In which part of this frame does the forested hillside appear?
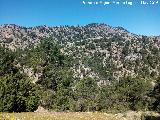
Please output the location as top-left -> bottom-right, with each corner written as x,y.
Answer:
0,23 -> 160,113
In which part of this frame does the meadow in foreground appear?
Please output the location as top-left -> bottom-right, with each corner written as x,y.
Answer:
0,112 -> 118,120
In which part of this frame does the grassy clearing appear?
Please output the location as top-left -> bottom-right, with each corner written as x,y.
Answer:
0,112 -> 116,120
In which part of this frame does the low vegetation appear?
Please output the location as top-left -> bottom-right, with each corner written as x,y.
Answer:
0,112 -> 116,120
0,111 -> 160,120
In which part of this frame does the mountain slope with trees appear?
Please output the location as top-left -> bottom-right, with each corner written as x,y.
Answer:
0,23 -> 160,113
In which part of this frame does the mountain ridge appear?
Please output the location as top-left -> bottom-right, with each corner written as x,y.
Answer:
1,23 -> 159,36
0,23 -> 143,50
0,23 -> 160,81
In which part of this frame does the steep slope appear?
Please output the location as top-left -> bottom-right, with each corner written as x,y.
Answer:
0,23 -> 160,81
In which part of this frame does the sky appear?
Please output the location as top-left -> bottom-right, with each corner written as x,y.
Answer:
0,0 -> 159,36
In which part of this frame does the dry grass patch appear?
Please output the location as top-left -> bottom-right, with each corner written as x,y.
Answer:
0,112 -> 116,120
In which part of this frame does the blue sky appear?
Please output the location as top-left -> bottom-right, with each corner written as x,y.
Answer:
0,0 -> 159,36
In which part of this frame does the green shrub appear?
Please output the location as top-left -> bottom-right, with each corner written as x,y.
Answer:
151,78 -> 160,112
0,72 -> 40,112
